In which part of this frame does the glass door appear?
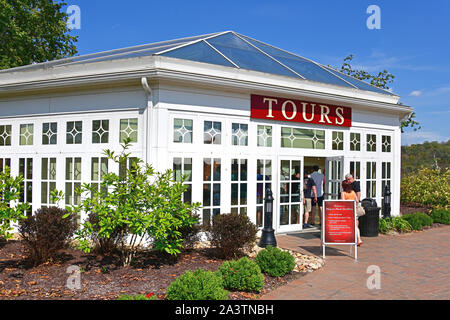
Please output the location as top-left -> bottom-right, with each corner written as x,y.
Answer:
277,157 -> 303,233
325,156 -> 343,200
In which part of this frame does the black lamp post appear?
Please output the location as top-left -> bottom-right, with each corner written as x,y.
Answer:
259,188 -> 277,248
383,185 -> 391,219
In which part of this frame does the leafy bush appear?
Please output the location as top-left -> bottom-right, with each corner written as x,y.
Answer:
166,269 -> 228,300
256,246 -> 295,277
402,212 -> 434,231
401,168 -> 449,209
430,209 -> 450,225
117,293 -> 157,300
208,213 -> 258,259
86,211 -> 127,255
0,167 -> 29,240
218,257 -> 265,292
379,217 -> 413,234
69,140 -> 201,266
172,212 -> 201,250
19,207 -> 78,266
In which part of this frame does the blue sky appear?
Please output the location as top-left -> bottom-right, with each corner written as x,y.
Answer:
64,0 -> 450,145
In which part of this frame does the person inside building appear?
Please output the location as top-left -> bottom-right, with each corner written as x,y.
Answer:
345,173 -> 361,202
310,165 -> 324,226
341,180 -> 363,246
303,170 -> 317,229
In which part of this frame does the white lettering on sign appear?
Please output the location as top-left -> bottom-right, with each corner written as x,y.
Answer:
282,100 -> 297,120
301,102 -> 315,122
319,105 -> 332,124
335,107 -> 345,125
263,97 -> 277,118
251,94 -> 352,127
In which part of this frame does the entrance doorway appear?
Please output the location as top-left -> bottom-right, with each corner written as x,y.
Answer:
277,157 -> 303,233
303,156 -> 344,225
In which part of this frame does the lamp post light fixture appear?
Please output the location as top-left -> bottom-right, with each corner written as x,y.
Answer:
383,185 -> 391,219
259,188 -> 277,248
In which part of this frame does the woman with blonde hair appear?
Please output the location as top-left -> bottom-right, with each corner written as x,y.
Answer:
341,180 -> 363,246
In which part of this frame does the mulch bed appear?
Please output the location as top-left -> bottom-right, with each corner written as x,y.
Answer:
400,204 -> 433,216
0,240 -> 305,300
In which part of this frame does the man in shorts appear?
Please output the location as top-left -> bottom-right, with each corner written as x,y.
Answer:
303,171 -> 317,228
310,165 -> 324,226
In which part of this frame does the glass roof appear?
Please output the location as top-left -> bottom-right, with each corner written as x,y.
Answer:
1,31 -> 394,96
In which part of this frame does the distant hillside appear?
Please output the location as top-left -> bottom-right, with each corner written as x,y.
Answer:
402,140 -> 450,175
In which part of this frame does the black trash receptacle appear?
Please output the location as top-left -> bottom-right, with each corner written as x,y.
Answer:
359,198 -> 381,237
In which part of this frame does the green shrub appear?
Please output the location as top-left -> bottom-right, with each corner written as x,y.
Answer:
402,212 -> 433,231
117,293 -> 157,300
379,218 -> 391,234
218,257 -> 265,292
401,168 -> 449,209
208,213 -> 258,259
166,269 -> 228,300
391,217 -> 413,233
0,166 -> 29,240
68,140 -> 201,266
430,209 -> 450,225
256,246 -> 295,277
379,217 -> 413,234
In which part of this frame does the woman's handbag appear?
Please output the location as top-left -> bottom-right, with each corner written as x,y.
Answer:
356,205 -> 366,217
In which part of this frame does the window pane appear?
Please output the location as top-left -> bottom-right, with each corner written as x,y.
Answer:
120,118 -> 138,143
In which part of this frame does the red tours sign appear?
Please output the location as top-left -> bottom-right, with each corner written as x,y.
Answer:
250,94 -> 352,127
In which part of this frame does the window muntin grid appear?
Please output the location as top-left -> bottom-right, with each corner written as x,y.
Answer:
332,131 -> 344,150
65,157 -> 82,205
19,158 -> 33,216
366,161 -> 377,198
257,125 -> 272,147
382,162 -> 392,196
120,118 -> 138,143
41,158 -> 57,207
0,125 -> 12,146
42,122 -> 58,145
281,127 -> 325,149
256,159 -> 272,228
0,158 -> 11,173
279,160 -> 301,226
350,133 -> 361,151
91,157 -> 108,196
92,120 -> 109,144
382,135 -> 392,153
231,159 -> 248,215
173,157 -> 193,204
231,123 -> 248,146
350,161 -> 361,181
203,121 -> 222,145
366,134 -> 377,152
119,157 -> 138,180
20,124 -> 34,146
66,121 -> 82,144
174,119 -> 193,143
202,158 -> 221,226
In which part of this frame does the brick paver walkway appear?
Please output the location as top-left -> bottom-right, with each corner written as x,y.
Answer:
262,226 -> 450,300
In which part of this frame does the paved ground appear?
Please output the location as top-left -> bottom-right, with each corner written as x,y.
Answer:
262,225 -> 450,300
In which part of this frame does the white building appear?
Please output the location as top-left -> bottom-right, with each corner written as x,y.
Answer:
0,31 -> 412,233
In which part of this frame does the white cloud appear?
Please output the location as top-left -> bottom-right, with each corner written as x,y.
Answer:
402,130 -> 449,146
409,90 -> 423,97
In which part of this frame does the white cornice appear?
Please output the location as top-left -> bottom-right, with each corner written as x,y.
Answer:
0,55 -> 411,116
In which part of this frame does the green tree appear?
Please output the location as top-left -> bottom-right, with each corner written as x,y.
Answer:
338,54 -> 420,133
68,140 -> 201,266
0,166 -> 30,240
0,0 -> 78,70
